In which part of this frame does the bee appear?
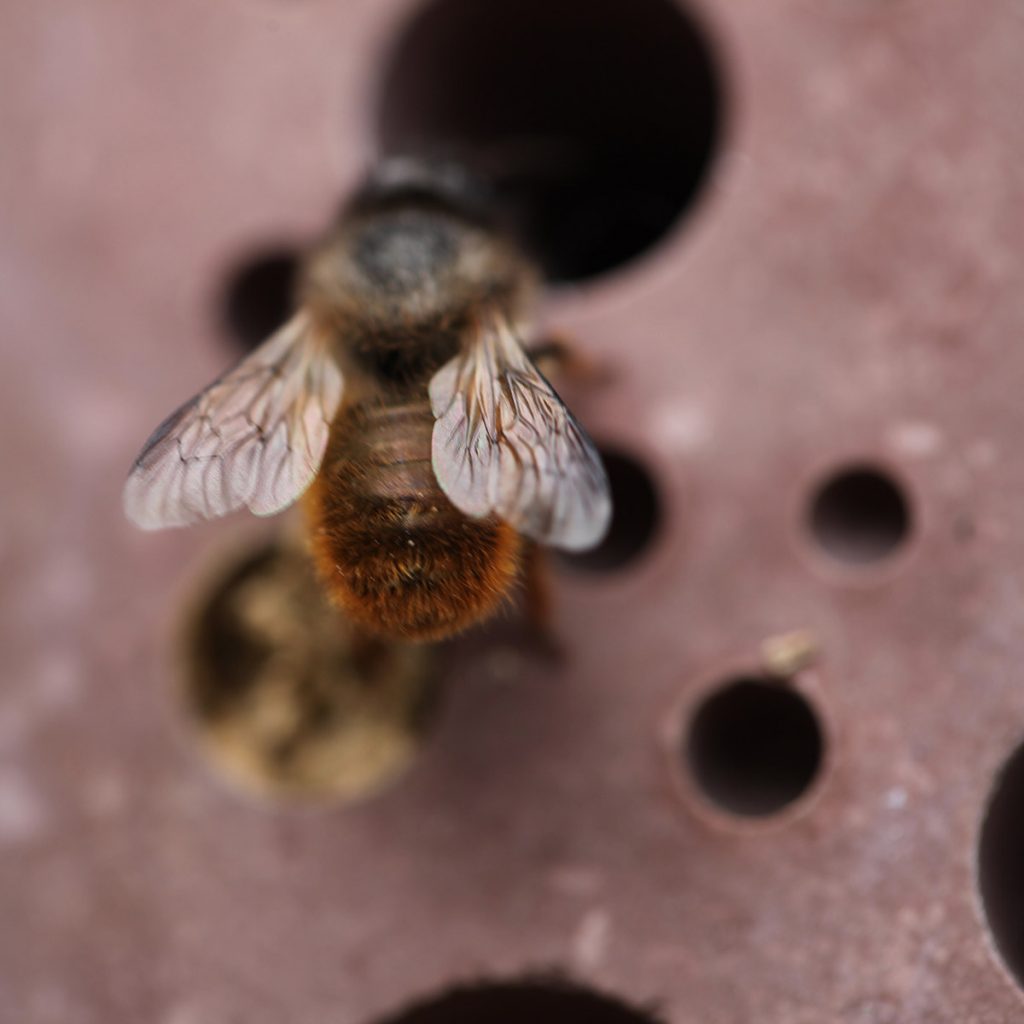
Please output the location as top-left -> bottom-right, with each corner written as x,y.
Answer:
124,159 -> 611,641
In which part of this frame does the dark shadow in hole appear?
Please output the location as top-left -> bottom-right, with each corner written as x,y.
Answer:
808,465 -> 911,566
372,978 -> 661,1024
686,677 -> 823,817
376,0 -> 723,282
979,740 -> 1024,992
561,447 -> 662,573
220,248 -> 300,351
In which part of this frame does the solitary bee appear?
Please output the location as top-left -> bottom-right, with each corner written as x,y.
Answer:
124,159 -> 611,640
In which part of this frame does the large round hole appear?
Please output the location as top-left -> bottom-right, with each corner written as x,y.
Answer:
181,538 -> 441,802
561,447 -> 662,572
808,465 -> 912,566
372,979 -> 659,1024
686,678 -> 824,817
376,0 -> 723,282
978,740 -> 1024,990
220,248 -> 300,351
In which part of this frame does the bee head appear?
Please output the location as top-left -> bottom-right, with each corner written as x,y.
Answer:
348,156 -> 498,226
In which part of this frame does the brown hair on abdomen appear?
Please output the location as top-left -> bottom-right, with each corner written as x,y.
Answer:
303,403 -> 522,642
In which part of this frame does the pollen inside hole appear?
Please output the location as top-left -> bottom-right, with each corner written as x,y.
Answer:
808,465 -> 911,565
370,979 -> 661,1024
686,677 -> 824,817
560,447 -> 662,572
220,248 -> 299,351
978,740 -> 1024,991
375,0 -> 723,282
181,539 -> 441,802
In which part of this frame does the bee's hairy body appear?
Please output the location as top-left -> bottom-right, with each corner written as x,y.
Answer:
305,397 -> 523,640
302,198 -> 533,640
123,163 -> 609,643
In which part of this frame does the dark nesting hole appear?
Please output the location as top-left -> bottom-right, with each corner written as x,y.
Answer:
561,447 -> 662,572
220,248 -> 299,351
371,979 -> 660,1024
978,740 -> 1024,990
376,0 -> 722,282
686,678 -> 824,817
808,465 -> 911,565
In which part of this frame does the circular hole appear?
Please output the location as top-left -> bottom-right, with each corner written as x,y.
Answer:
181,538 -> 441,802
220,248 -> 299,351
978,740 -> 1024,990
376,0 -> 723,282
560,447 -> 662,572
686,677 -> 824,817
372,979 -> 659,1024
808,465 -> 912,565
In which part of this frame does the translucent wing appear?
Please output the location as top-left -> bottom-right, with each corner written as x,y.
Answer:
123,312 -> 343,530
429,314 -> 611,551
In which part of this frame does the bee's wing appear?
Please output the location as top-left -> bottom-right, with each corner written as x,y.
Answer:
429,314 -> 611,551
123,312 -> 343,530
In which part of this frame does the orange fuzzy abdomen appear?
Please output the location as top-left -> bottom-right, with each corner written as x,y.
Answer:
304,401 -> 522,641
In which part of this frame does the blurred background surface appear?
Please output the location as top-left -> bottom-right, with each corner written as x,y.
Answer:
4,0 -> 1024,1021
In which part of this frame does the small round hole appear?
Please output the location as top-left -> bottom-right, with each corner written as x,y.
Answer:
220,248 -> 299,351
808,465 -> 912,565
978,740 -> 1024,990
372,979 -> 660,1024
181,539 -> 441,802
376,0 -> 723,282
561,447 -> 662,572
686,677 -> 824,817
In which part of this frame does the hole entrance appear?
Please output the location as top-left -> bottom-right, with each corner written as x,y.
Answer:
808,465 -> 911,565
686,677 -> 824,817
376,0 -> 722,282
372,979 -> 660,1024
181,539 -> 441,802
978,740 -> 1024,990
561,447 -> 662,572
220,248 -> 299,351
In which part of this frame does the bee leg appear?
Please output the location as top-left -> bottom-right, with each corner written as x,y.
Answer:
521,541 -> 551,626
520,542 -> 564,663
348,627 -> 394,677
527,333 -> 615,388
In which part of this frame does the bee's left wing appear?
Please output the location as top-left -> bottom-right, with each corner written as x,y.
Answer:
123,312 -> 343,530
429,314 -> 611,551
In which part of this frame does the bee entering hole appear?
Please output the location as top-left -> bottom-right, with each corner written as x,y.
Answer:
686,678 -> 823,817
375,0 -> 723,282
180,538 -> 441,802
370,978 -> 661,1024
978,740 -> 1024,991
561,448 -> 661,572
808,465 -> 911,565
220,248 -> 300,351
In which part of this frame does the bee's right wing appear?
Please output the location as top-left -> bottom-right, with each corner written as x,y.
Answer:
429,313 -> 611,551
123,312 -> 343,530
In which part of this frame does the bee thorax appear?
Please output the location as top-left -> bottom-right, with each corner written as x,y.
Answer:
351,211 -> 460,296
300,199 -> 535,350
